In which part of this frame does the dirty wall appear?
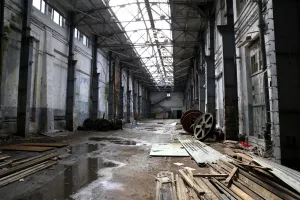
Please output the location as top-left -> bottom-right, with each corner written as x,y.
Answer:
0,1 -> 109,134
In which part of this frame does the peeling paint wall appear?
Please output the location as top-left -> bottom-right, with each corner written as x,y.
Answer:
0,2 -> 110,134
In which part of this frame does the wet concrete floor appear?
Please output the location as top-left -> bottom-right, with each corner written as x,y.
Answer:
0,119 -> 210,200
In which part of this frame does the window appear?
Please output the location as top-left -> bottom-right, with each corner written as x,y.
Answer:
33,0 -> 46,13
51,9 -> 65,27
52,10 -> 60,25
83,35 -> 88,46
249,42 -> 262,74
74,28 -> 80,39
33,0 -> 41,10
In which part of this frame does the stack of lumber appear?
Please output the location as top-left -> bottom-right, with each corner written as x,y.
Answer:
0,151 -> 59,187
156,152 -> 300,200
0,142 -> 68,152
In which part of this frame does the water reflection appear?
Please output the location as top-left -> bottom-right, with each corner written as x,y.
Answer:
17,143 -> 118,200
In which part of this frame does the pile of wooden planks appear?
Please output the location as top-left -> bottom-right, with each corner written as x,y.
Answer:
0,142 -> 68,152
156,152 -> 300,200
0,151 -> 59,187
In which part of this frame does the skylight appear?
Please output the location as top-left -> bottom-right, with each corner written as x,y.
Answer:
104,0 -> 173,87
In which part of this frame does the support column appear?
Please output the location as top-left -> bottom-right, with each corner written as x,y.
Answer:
66,12 -> 77,131
204,16 -> 216,118
217,0 -> 239,140
126,69 -> 131,122
17,0 -> 34,136
198,69 -> 205,112
91,35 -> 99,120
0,0 -> 5,130
137,81 -> 141,116
118,66 -> 123,119
132,79 -> 136,120
108,51 -> 115,120
40,27 -> 54,132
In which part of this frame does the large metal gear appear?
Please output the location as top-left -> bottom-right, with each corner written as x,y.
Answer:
181,110 -> 203,134
193,113 -> 214,141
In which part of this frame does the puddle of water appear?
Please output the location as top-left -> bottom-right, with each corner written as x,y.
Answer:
89,137 -> 137,145
71,159 -> 126,200
18,144 -> 121,200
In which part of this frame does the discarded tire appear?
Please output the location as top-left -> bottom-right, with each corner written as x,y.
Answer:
83,118 -> 95,130
95,119 -> 110,131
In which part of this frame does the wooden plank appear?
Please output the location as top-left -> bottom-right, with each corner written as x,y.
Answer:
248,171 -> 300,200
211,178 -> 244,200
225,181 -> 253,200
0,152 -> 59,178
179,169 -> 204,195
212,178 -> 241,200
201,178 -> 224,200
0,160 -> 57,187
194,173 -> 228,178
238,163 -> 270,170
236,153 -> 253,162
194,178 -> 219,200
171,173 -> 177,200
233,181 -> 264,200
238,170 -> 284,200
0,154 -> 10,161
11,152 -> 55,167
225,167 -> 238,185
175,174 -> 183,200
224,148 -> 236,157
21,143 -> 68,147
156,171 -> 175,200
178,177 -> 189,200
0,145 -> 54,152
219,159 -> 283,200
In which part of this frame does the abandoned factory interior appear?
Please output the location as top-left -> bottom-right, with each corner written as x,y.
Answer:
0,0 -> 300,199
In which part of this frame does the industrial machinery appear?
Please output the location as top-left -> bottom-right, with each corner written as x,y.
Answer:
180,110 -> 215,141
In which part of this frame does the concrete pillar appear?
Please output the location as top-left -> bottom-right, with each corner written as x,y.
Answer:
132,79 -> 136,120
0,0 -> 5,130
205,15 -> 216,119
108,51 -> 115,120
217,0 -> 239,140
198,69 -> 205,112
40,28 -> 54,132
66,12 -> 77,131
137,81 -> 141,116
91,35 -> 99,120
17,0 -> 34,136
126,69 -> 131,122
118,66 -> 123,119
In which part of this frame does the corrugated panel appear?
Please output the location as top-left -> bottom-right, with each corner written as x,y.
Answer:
180,140 -> 228,165
252,155 -> 300,193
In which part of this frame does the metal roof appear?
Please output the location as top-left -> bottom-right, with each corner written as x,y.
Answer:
48,0 -> 211,91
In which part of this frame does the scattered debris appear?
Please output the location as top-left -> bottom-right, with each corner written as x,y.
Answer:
0,151 -> 59,187
173,162 -> 184,166
79,118 -> 123,131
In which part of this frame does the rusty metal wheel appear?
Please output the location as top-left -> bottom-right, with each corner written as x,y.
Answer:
180,110 -> 202,124
193,113 -> 214,141
181,110 -> 203,134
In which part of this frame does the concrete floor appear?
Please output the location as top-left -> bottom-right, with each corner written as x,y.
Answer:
0,119 -> 220,200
